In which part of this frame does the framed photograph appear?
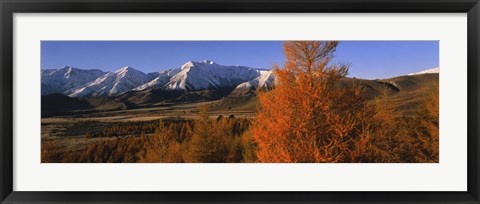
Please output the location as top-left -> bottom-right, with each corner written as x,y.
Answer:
1,0 -> 479,203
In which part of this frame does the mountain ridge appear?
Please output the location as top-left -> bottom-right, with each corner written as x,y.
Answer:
41,66 -> 106,95
67,66 -> 155,97
42,62 -> 438,98
42,60 -> 270,97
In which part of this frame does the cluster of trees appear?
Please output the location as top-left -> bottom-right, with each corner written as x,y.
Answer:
85,121 -> 160,138
42,111 -> 254,163
251,41 -> 439,163
42,41 -> 439,163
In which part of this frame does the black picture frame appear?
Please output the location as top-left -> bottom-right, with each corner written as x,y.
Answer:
1,0 -> 479,203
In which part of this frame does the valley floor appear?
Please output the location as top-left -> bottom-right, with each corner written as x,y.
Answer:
42,100 -> 256,123
41,99 -> 257,163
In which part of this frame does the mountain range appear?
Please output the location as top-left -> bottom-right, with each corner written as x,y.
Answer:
41,60 -> 439,117
41,60 -> 274,98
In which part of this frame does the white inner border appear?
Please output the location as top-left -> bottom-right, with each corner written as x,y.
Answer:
13,13 -> 467,191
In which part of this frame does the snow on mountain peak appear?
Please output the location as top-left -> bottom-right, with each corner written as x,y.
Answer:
200,60 -> 215,65
408,67 -> 439,76
64,67 -> 74,78
43,61 -> 271,97
41,66 -> 106,95
181,60 -> 217,70
231,70 -> 276,96
67,66 -> 153,97
116,66 -> 139,74
133,68 -> 181,91
181,61 -> 195,70
165,60 -> 265,90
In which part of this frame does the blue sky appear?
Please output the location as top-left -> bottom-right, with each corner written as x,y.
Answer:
41,41 -> 439,79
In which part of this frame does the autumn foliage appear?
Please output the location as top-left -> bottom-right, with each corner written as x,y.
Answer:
42,111 -> 253,163
251,41 -> 439,163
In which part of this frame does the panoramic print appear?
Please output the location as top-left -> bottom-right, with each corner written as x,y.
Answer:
41,41 -> 439,163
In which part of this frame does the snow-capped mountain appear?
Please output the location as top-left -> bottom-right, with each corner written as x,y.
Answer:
41,66 -> 106,95
133,68 -> 181,91
408,67 -> 439,76
67,66 -> 154,97
231,70 -> 276,96
42,60 -> 270,97
164,60 -> 264,90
